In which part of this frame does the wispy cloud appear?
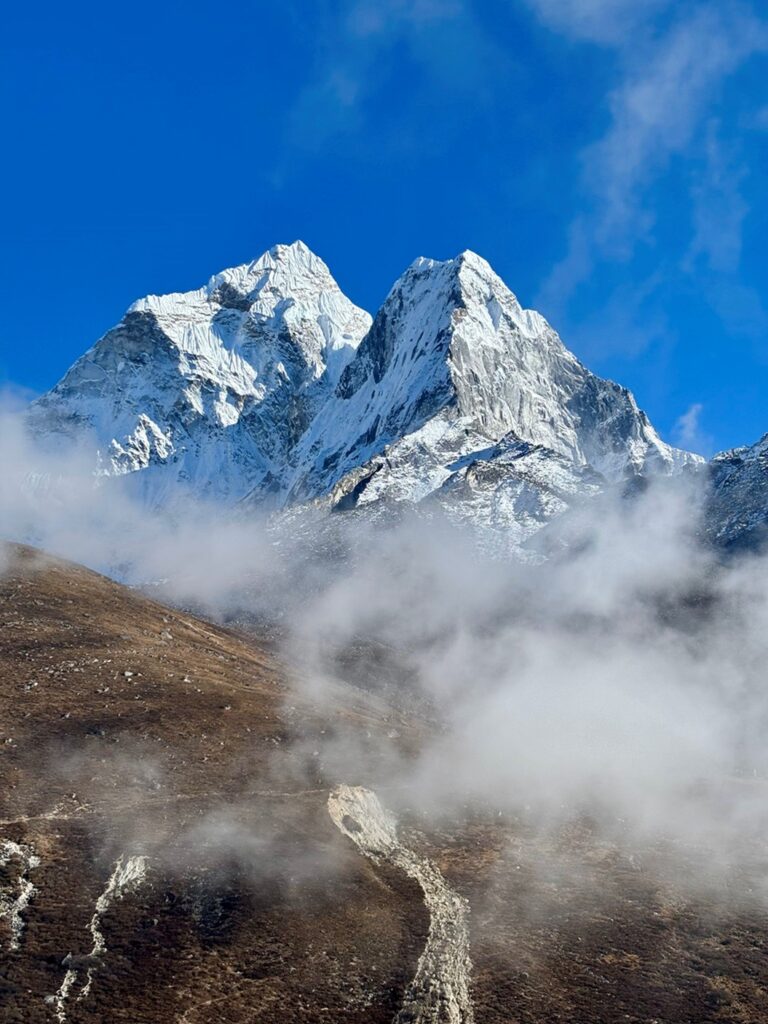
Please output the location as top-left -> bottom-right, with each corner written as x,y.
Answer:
0,382 -> 39,411
557,273 -> 672,362
347,0 -> 463,37
287,0 -> 504,152
534,1 -> 768,350
586,7 -> 765,250
684,123 -> 768,339
687,126 -> 748,275
672,402 -> 714,456
525,0 -> 669,45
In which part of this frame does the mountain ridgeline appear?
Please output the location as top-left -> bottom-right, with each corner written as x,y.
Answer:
28,241 -> 765,551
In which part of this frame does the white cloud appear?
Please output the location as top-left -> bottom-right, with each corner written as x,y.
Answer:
524,0 -> 669,44
347,0 -> 463,37
0,382 -> 39,411
287,0 -> 493,151
10,412 -> 768,879
536,2 -> 768,350
672,402 -> 713,455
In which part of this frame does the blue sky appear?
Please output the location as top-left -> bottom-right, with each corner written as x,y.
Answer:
1,0 -> 766,454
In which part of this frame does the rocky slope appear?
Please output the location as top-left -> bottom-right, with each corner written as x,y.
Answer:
0,543 -> 427,1023
28,243 -> 699,542
705,433 -> 768,552
4,543 -> 768,1023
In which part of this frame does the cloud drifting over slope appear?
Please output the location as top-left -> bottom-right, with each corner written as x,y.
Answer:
4,403 -> 768,895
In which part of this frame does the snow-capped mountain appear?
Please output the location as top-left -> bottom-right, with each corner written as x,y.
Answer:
29,242 -> 371,503
29,241 -> 700,542
287,250 -> 696,511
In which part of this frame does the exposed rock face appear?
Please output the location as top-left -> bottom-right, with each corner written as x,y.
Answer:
289,251 -> 694,505
706,433 -> 768,551
28,242 -> 699,542
29,242 -> 371,504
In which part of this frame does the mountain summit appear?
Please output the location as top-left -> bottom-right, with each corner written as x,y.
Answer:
29,243 -> 699,539
30,242 -> 371,502
286,250 -> 694,505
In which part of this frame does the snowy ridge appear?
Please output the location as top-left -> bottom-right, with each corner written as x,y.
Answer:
30,242 -> 371,503
288,249 -> 696,505
29,242 -> 700,544
706,433 -> 768,551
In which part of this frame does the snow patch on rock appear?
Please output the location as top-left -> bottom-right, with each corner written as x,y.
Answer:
328,785 -> 474,1024
50,854 -> 149,1020
0,839 -> 40,951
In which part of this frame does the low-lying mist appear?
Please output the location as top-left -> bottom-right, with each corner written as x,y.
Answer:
4,405 -> 768,895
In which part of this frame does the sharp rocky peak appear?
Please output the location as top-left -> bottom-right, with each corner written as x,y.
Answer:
129,241 -> 337,312
28,242 -> 372,500
203,240 -> 347,310
126,240 -> 371,379
28,242 -> 701,531
290,247 -> 696,501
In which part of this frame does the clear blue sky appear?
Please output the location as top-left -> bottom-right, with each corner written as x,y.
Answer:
1,0 -> 766,454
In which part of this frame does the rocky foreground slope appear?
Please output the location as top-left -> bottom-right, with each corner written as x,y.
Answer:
3,543 -> 768,1023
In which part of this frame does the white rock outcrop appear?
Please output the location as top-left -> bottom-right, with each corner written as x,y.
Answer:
328,785 -> 474,1024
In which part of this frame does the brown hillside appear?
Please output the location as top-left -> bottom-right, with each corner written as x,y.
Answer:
2,543 -> 768,1023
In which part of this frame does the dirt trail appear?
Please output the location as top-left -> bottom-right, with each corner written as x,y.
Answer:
328,785 -> 474,1024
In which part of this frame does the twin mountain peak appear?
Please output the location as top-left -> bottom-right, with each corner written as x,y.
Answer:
29,241 -> 703,540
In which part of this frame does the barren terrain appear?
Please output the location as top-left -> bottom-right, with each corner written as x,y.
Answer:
2,543 -> 768,1022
